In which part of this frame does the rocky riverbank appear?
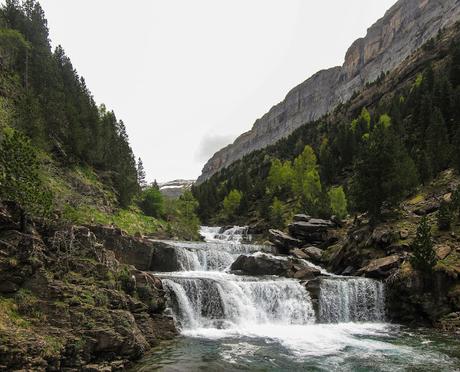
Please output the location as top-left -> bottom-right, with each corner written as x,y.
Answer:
260,170 -> 460,333
0,202 -> 177,371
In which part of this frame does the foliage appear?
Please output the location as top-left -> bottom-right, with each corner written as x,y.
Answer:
137,157 -> 147,189
223,189 -> 243,219
0,128 -> 52,224
163,190 -> 200,240
411,216 -> 437,272
350,117 -> 418,221
194,37 -> 460,225
270,197 -> 286,229
328,186 -> 347,219
0,0 -> 140,207
138,185 -> 164,218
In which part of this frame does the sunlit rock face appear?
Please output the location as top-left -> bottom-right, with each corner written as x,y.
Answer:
197,0 -> 460,184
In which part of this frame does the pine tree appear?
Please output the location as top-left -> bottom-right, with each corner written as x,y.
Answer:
137,157 -> 147,189
411,216 -> 437,272
351,114 -> 418,221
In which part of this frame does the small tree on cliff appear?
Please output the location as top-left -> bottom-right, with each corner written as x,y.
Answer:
411,216 -> 437,272
0,129 -> 52,230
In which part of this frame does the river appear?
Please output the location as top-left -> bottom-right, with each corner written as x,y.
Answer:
133,226 -> 460,371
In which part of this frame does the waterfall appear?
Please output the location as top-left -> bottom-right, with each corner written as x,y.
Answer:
156,225 -> 386,333
318,277 -> 386,323
162,273 -> 315,329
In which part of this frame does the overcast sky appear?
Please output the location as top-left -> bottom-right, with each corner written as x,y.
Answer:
36,0 -> 396,182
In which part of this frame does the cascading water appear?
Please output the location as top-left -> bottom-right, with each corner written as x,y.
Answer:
156,226 -> 385,330
136,226 -> 460,371
318,277 -> 386,323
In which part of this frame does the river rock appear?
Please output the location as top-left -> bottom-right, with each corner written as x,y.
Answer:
230,254 -> 290,276
268,229 -> 301,252
356,255 -> 400,278
290,248 -> 309,260
288,219 -> 336,246
293,266 -> 321,280
303,246 -> 323,262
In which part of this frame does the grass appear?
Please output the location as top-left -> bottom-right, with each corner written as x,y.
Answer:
63,204 -> 165,236
0,297 -> 30,330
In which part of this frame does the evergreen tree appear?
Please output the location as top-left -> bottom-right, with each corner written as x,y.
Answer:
411,216 -> 437,272
351,115 -> 418,221
137,157 -> 147,189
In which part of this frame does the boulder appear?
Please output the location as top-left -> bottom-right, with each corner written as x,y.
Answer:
435,245 -> 452,260
230,254 -> 290,276
293,266 -> 321,280
293,214 -> 312,222
357,255 -> 400,278
230,254 -> 321,279
290,248 -> 309,260
371,226 -> 396,247
288,219 -> 335,244
303,246 -> 323,262
268,229 -> 301,252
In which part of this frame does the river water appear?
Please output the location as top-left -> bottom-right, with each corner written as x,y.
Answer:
133,226 -> 460,371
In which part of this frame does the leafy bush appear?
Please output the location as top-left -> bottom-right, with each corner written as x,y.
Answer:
138,186 -> 164,218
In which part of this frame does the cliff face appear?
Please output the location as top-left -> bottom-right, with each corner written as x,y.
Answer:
197,0 -> 460,184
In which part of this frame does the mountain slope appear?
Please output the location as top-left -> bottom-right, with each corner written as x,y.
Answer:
197,0 -> 460,184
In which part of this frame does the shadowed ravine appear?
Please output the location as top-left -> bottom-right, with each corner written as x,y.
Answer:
133,227 -> 460,371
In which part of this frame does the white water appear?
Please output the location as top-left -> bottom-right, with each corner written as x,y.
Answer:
139,227 -> 460,370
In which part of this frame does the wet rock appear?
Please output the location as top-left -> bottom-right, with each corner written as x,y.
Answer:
231,254 -> 321,279
268,229 -> 301,252
303,246 -> 323,262
357,255 -> 400,278
290,248 -> 309,260
288,219 -> 335,245
341,266 -> 355,276
149,242 -> 182,272
293,266 -> 321,280
230,254 -> 290,276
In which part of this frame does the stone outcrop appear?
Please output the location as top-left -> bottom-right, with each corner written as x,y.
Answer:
230,253 -> 321,279
268,229 -> 301,253
356,255 -> 401,279
0,204 -> 177,371
288,218 -> 336,245
197,0 -> 460,184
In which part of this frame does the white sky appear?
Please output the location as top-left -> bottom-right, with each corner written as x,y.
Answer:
35,0 -> 395,182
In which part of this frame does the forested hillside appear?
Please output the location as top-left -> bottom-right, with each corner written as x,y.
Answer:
0,0 -> 200,239
193,23 -> 460,228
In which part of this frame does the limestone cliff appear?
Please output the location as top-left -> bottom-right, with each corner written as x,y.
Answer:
197,0 -> 460,184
